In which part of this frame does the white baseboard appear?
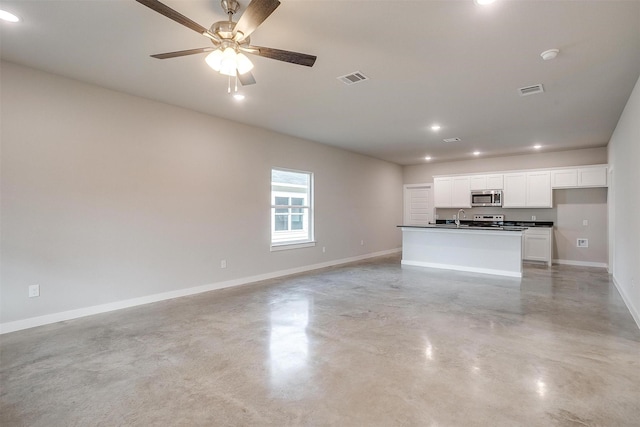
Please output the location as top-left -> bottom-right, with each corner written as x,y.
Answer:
0,248 -> 401,335
553,259 -> 608,269
612,275 -> 640,330
401,260 -> 522,278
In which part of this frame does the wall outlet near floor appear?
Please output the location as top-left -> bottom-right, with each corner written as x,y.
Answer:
28,284 -> 40,298
220,260 -> 227,269
531,215 -> 536,221
577,239 -> 589,248
583,219 -> 588,226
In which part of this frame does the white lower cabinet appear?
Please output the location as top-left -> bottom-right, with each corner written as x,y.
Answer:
523,227 -> 552,266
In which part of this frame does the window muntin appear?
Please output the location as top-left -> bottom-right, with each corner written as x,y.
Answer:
271,169 -> 313,247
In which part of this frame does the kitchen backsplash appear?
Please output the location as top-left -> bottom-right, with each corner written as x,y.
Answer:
436,206 -> 557,222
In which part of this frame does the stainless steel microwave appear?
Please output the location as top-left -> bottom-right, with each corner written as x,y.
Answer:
471,190 -> 502,207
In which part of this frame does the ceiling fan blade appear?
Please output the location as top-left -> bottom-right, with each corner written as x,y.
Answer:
234,0 -> 281,40
135,0 -> 209,35
151,47 -> 214,59
238,71 -> 257,86
246,46 -> 316,67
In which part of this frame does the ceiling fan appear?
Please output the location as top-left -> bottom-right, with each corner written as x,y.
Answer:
135,0 -> 317,89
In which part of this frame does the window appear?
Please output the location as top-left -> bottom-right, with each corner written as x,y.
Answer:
271,169 -> 314,249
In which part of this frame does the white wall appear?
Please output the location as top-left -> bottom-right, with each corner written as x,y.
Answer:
608,74 -> 640,327
0,61 -> 403,329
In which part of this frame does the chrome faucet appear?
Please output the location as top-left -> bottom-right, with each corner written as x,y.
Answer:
456,209 -> 466,227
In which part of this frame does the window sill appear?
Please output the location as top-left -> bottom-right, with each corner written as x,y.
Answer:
270,241 -> 316,252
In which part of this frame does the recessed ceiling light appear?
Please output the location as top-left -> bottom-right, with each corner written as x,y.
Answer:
473,151 -> 481,156
431,125 -> 441,131
540,49 -> 559,61
0,9 -> 20,22
424,156 -> 432,161
233,94 -> 245,101
533,144 -> 542,149
474,0 -> 496,5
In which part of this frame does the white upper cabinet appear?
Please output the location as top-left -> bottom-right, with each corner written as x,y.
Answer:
486,174 -> 504,190
435,164 -> 605,209
434,176 -> 471,208
526,170 -> 552,207
469,174 -> 504,190
551,165 -> 607,188
451,176 -> 471,208
578,166 -> 607,187
503,173 -> 527,207
503,171 -> 552,208
551,169 -> 578,188
469,175 -> 486,190
433,177 -> 453,207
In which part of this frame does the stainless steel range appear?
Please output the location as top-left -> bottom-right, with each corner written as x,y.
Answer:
472,214 -> 504,227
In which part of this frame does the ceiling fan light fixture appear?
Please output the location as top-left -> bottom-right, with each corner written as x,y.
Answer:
205,49 -> 224,71
236,53 -> 254,75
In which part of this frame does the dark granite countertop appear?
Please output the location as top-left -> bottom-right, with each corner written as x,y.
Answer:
398,224 -> 528,231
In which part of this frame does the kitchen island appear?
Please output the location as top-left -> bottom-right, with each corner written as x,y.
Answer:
399,225 -> 526,278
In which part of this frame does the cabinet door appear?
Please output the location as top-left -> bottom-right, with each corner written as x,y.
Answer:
523,228 -> 552,265
551,169 -> 578,188
503,173 -> 527,208
485,174 -> 504,190
578,166 -> 607,187
433,177 -> 452,208
451,176 -> 471,207
524,235 -> 550,261
469,175 -> 486,190
526,171 -> 552,208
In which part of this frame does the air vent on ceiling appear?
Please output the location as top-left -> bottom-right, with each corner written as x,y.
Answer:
519,84 -> 544,96
338,71 -> 369,85
443,137 -> 462,143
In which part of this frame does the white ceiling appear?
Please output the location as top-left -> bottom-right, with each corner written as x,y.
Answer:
1,0 -> 639,165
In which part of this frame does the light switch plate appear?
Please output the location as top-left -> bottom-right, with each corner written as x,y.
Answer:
577,239 -> 589,248
583,219 -> 588,226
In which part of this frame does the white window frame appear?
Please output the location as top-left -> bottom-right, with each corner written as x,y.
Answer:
271,168 -> 315,251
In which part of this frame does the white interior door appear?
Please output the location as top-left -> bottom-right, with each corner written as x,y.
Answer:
403,184 -> 434,225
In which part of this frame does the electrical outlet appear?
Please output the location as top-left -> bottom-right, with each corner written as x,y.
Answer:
360,240 -> 364,246
577,239 -> 589,248
220,260 -> 227,269
531,215 -> 536,221
28,284 -> 40,298
322,246 -> 326,253
583,219 -> 588,226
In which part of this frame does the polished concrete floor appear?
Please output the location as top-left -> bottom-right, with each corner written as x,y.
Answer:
1,255 -> 639,426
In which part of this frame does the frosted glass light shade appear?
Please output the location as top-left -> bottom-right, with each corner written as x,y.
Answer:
220,47 -> 237,76
205,49 -> 223,71
235,53 -> 254,75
